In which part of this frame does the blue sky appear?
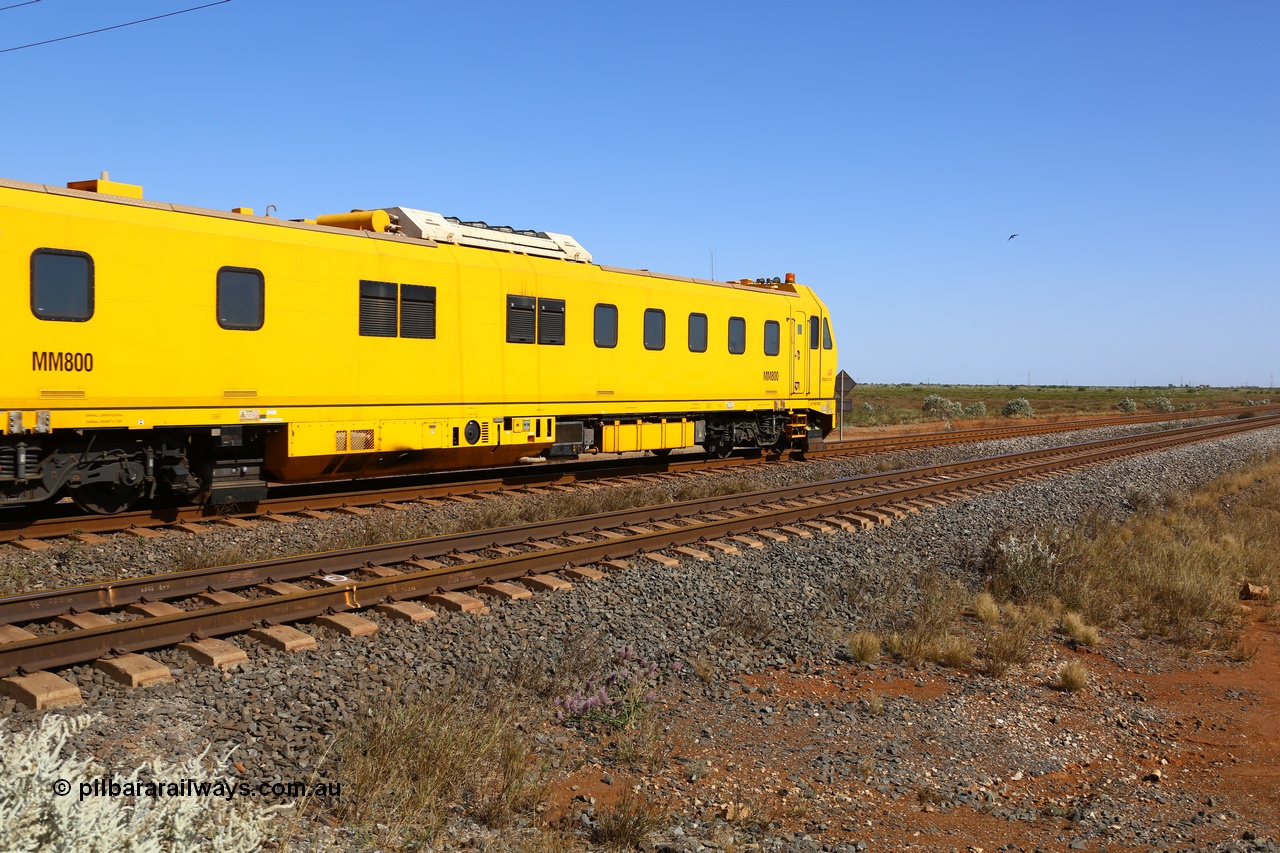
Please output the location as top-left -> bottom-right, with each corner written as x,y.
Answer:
3,1 -> 1276,386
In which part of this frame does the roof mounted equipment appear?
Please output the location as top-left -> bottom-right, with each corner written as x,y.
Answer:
384,207 -> 591,263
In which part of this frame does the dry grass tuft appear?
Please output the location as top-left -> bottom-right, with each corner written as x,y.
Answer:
1056,660 -> 1090,692
1060,611 -> 1101,646
846,630 -> 882,663
974,591 -> 1001,627
684,758 -> 711,783
510,630 -> 608,701
336,679 -> 546,846
980,604 -> 1040,677
899,569 -> 967,663
591,785 -> 668,849
502,830 -> 587,853
931,634 -> 975,669
0,556 -> 33,596
689,655 -> 715,683
720,595 -> 777,642
862,692 -> 886,717
611,713 -> 670,771
980,454 -> 1280,652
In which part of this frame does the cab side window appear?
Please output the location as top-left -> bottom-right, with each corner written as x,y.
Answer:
809,316 -> 820,350
218,266 -> 265,330
643,309 -> 665,351
594,303 -> 618,348
728,317 -> 746,354
764,320 -> 780,356
31,249 -> 94,322
822,317 -> 833,350
688,313 -> 708,352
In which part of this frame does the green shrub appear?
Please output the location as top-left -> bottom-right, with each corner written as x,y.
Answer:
1144,396 -> 1175,413
555,648 -> 659,729
963,401 -> 987,419
984,530 -> 1071,602
1117,398 -> 1137,413
0,714 -> 283,852
1001,398 -> 1034,418
922,394 -> 963,421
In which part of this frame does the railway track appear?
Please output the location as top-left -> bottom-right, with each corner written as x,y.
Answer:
2,411 -> 1277,707
4,405 -> 1275,546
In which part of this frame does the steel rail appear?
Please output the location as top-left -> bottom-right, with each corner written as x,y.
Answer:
817,405 -> 1280,454
1,413 -> 1276,676
2,414 -> 1265,626
5,405 -> 1275,545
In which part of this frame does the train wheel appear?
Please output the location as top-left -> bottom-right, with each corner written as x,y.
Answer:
651,448 -> 672,458
704,438 -> 734,459
71,481 -> 144,515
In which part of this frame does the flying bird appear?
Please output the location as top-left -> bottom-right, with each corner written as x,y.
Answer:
1008,233 -> 1019,241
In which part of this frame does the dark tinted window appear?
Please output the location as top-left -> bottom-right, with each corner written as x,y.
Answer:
688,313 -> 708,352
822,317 -> 833,350
594,303 -> 617,348
400,284 -> 436,339
359,280 -> 397,337
31,249 -> 93,322
728,316 -> 746,355
809,316 -> 820,350
216,266 -> 264,330
507,294 -> 536,343
643,308 -> 665,351
538,298 -> 566,345
764,320 -> 780,356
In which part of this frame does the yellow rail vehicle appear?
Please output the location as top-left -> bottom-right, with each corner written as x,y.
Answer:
1,173 -> 837,514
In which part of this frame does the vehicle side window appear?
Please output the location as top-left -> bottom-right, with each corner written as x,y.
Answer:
359,280 -> 398,337
809,316 -> 820,350
538,298 -> 566,345
728,316 -> 746,355
822,317 -> 833,350
643,308 -> 665,351
400,284 -> 437,339
31,249 -> 94,322
506,294 -> 536,343
217,266 -> 265,331
594,303 -> 618,348
688,312 -> 708,353
764,320 -> 780,356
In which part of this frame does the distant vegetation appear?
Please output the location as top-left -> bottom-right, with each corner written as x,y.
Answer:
838,383 -> 1270,428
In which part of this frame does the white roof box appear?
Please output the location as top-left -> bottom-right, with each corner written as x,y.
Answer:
384,207 -> 592,263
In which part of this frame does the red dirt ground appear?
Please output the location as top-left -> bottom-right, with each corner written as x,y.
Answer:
542,606 -> 1279,851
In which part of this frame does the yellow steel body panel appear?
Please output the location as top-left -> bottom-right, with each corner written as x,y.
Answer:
602,420 -> 694,453
0,179 -> 837,457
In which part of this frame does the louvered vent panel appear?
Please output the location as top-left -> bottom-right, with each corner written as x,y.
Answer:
481,422 -> 490,443
506,295 -> 536,343
359,280 -> 397,337
351,429 -> 375,451
538,298 -> 565,345
335,431 -> 348,451
401,284 -> 436,339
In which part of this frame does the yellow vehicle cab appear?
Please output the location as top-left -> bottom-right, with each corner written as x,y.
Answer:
1,173 -> 837,513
